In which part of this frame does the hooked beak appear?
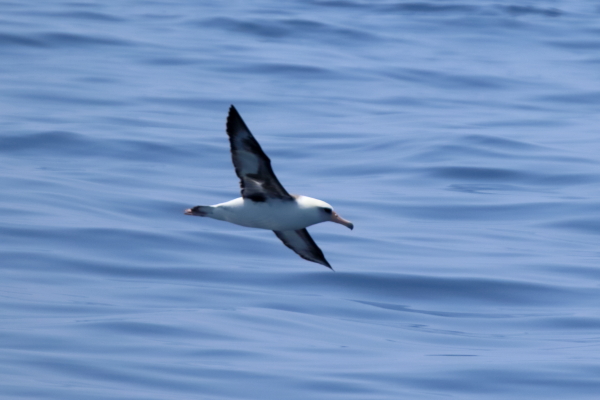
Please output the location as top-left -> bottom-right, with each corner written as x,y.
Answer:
184,208 -> 194,215
331,211 -> 354,230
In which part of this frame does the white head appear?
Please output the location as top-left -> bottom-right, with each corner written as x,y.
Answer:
296,196 -> 354,230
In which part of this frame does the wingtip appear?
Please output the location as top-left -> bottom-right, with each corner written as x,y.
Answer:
227,105 -> 238,121
228,105 -> 242,122
226,104 -> 248,137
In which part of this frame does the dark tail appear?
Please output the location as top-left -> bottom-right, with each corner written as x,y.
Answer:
184,205 -> 212,217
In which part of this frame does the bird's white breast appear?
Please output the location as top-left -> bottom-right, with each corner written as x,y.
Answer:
210,196 -> 327,231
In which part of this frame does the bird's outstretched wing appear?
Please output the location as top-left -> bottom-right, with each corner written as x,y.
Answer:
226,105 -> 293,202
273,229 -> 332,269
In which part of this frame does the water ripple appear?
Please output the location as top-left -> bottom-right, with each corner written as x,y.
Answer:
201,16 -> 377,42
0,31 -> 131,48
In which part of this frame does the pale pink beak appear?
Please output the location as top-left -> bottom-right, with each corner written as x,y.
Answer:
331,211 -> 354,230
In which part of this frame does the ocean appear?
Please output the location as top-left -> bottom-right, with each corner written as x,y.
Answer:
1,1 -> 600,398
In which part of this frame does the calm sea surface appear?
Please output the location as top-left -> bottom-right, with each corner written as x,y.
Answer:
2,1 -> 600,399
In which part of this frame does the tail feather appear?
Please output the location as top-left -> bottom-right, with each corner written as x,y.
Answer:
184,205 -> 212,217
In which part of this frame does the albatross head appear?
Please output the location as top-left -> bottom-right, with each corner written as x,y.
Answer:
324,206 -> 354,230
299,196 -> 354,230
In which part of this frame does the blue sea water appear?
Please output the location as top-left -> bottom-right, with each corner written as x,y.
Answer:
2,0 -> 600,398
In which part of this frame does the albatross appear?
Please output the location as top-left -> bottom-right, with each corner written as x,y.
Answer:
185,105 -> 353,270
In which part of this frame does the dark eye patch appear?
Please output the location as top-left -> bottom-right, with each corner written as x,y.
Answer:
322,207 -> 332,214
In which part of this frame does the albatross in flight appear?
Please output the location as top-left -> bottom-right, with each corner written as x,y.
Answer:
185,105 -> 353,269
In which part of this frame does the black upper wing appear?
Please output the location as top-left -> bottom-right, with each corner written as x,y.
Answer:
226,105 -> 293,202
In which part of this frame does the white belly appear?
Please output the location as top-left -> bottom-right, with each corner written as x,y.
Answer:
210,197 -> 322,231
